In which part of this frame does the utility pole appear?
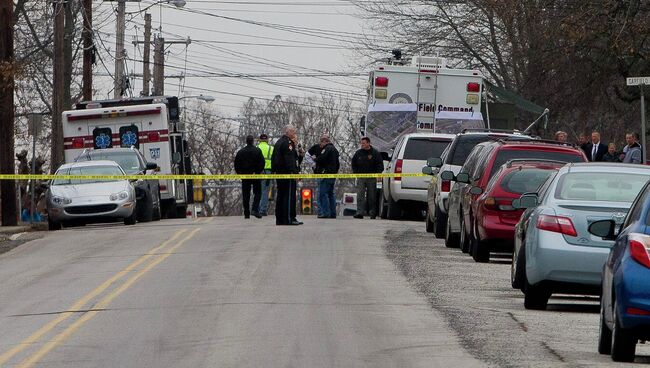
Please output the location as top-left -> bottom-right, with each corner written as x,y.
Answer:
114,0 -> 125,98
82,0 -> 92,101
51,0 -> 65,173
153,35 -> 164,96
0,0 -> 17,225
141,13 -> 151,96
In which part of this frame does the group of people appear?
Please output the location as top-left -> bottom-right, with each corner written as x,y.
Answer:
554,130 -> 643,164
233,125 -> 385,225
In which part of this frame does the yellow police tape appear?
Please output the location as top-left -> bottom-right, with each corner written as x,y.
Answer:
0,173 -> 428,181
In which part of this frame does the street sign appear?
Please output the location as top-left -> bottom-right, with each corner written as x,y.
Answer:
627,77 -> 650,86
27,113 -> 42,137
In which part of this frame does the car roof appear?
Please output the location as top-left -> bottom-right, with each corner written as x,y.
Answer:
482,139 -> 582,152
562,162 -> 650,174
58,160 -> 121,170
402,132 -> 456,140
86,147 -> 140,154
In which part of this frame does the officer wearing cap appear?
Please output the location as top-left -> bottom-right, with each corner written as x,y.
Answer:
257,133 -> 274,216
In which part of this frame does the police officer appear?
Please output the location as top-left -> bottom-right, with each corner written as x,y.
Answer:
234,135 -> 265,219
351,137 -> 384,219
257,133 -> 274,216
271,125 -> 303,226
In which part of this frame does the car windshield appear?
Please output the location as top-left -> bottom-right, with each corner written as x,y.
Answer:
555,172 -> 649,202
490,150 -> 583,178
52,165 -> 125,185
403,138 -> 450,160
78,152 -> 142,174
448,135 -> 530,166
500,169 -> 556,194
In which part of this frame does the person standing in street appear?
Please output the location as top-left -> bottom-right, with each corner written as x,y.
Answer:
234,135 -> 266,219
314,134 -> 340,219
622,132 -> 643,164
351,137 -> 384,219
271,125 -> 303,226
256,133 -> 274,216
577,133 -> 589,157
585,131 -> 608,162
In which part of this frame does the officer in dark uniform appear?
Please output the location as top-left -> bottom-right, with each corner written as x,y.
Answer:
271,125 -> 303,226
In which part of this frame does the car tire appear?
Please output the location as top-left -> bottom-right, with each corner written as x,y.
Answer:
387,196 -> 401,220
611,304 -> 637,362
426,213 -> 434,233
511,245 -> 526,290
379,191 -> 388,219
598,301 -> 612,355
48,218 -> 61,231
433,205 -> 446,239
153,192 -> 162,221
471,227 -> 490,263
459,216 -> 470,253
124,211 -> 137,225
138,192 -> 154,223
445,219 -> 459,248
524,279 -> 550,310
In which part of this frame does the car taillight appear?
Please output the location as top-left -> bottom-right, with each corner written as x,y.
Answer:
394,159 -> 403,182
72,137 -> 85,148
483,197 -> 515,211
536,214 -> 577,237
441,180 -> 451,192
375,76 -> 388,87
629,233 -> 650,268
467,82 -> 481,92
626,307 -> 650,316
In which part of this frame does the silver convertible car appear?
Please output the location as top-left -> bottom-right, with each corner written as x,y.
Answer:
46,161 -> 137,230
511,163 -> 650,310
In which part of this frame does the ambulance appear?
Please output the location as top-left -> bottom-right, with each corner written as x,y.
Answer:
367,55 -> 486,138
62,96 -> 191,218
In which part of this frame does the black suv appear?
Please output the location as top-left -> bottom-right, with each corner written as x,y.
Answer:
75,147 -> 161,222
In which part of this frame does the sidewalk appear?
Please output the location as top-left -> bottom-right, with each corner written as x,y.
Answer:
0,223 -> 45,240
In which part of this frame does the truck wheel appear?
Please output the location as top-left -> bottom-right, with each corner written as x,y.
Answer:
433,205 -> 446,239
379,191 -> 388,219
387,197 -> 401,220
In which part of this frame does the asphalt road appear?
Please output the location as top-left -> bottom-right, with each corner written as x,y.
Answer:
0,217 -> 481,368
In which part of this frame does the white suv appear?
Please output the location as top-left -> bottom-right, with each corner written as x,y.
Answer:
379,132 -> 455,219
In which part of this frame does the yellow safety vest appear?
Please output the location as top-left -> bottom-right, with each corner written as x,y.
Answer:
257,141 -> 274,170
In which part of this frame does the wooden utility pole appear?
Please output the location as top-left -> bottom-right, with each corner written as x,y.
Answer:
51,0 -> 65,173
114,0 -> 125,98
141,13 -> 151,96
82,0 -> 92,101
153,36 -> 164,96
0,0 -> 17,225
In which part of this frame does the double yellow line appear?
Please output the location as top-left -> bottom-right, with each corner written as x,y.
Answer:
0,227 -> 201,368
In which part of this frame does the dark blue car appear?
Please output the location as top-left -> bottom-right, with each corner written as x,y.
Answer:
589,180 -> 650,362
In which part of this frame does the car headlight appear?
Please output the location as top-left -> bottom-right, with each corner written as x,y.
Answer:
52,196 -> 72,205
110,191 -> 129,201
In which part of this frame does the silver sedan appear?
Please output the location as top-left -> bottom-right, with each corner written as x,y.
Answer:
511,163 -> 650,310
46,160 -> 137,230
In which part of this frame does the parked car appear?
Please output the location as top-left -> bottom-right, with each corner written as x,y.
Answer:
75,147 -> 160,222
445,139 -> 587,254
511,163 -> 650,311
46,160 -> 137,230
379,133 -> 454,219
469,159 -> 565,262
424,130 -> 531,238
589,179 -> 650,362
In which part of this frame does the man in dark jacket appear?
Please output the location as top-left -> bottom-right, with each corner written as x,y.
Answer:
234,135 -> 265,219
314,134 -> 340,218
351,137 -> 384,219
271,125 -> 302,225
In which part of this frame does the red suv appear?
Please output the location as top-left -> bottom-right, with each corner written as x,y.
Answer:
446,139 -> 588,262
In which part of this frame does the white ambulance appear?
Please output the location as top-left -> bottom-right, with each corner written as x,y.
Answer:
62,97 -> 190,218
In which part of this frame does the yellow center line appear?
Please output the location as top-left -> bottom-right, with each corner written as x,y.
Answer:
0,228 -> 188,366
16,228 -> 201,368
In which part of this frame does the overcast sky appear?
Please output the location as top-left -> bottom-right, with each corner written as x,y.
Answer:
92,0 -> 370,116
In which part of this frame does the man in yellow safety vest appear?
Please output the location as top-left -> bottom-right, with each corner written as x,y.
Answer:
257,133 -> 274,216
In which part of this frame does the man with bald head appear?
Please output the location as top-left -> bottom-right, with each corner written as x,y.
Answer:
585,131 -> 607,162
271,125 -> 303,225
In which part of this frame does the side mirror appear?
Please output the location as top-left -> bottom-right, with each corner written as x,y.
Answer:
381,152 -> 391,161
427,157 -> 443,168
422,166 -> 434,175
469,186 -> 483,195
512,193 -> 538,209
440,170 -> 455,181
588,220 -> 617,240
456,172 -> 470,184
145,162 -> 158,170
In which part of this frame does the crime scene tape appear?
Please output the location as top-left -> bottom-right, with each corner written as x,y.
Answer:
0,173 -> 429,181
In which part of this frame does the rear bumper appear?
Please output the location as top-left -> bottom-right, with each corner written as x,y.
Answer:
615,258 -> 650,334
478,214 -> 517,241
526,230 -> 610,287
389,182 -> 427,203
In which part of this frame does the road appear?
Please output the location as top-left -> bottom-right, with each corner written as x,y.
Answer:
0,217 -> 481,368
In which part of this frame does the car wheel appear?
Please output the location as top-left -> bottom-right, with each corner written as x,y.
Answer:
387,196 -> 401,220
598,300 -> 612,355
611,304 -> 637,362
379,190 -> 388,219
48,218 -> 61,231
511,244 -> 526,290
433,205 -> 446,239
524,279 -> 550,310
137,192 -> 154,222
471,226 -> 490,263
124,210 -> 137,225
153,192 -> 162,221
445,218 -> 459,248
426,212 -> 434,233
460,216 -> 470,253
